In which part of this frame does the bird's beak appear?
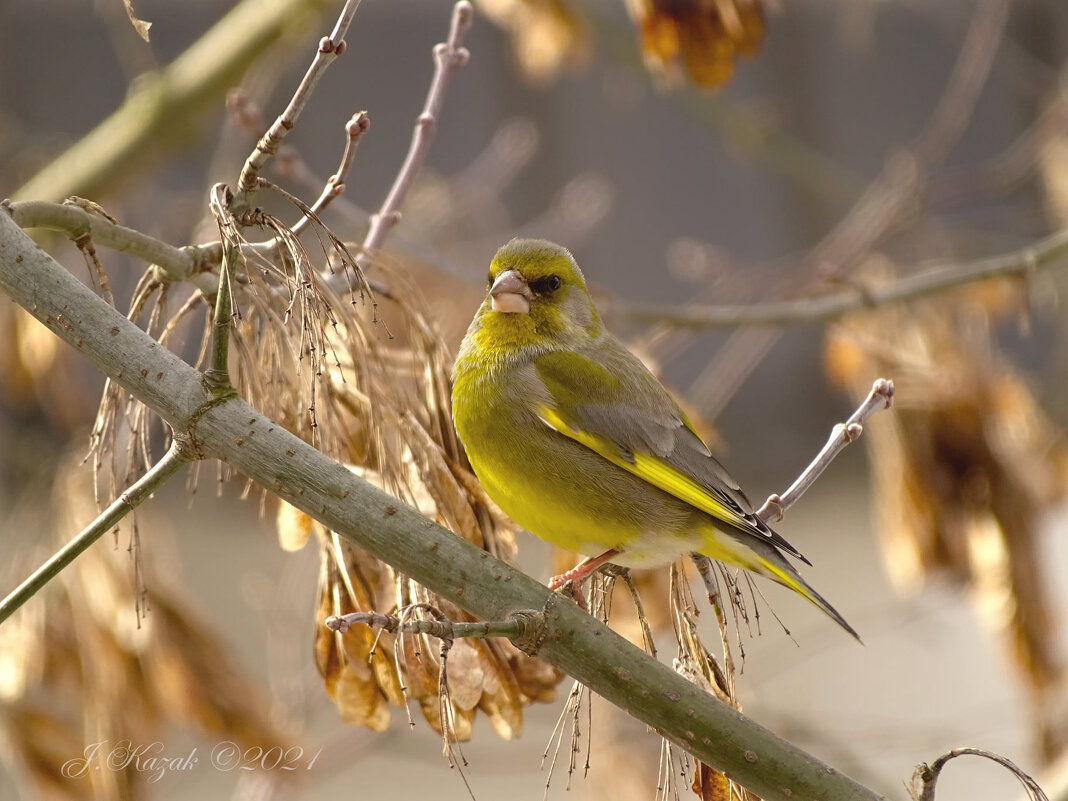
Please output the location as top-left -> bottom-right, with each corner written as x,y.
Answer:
489,270 -> 533,314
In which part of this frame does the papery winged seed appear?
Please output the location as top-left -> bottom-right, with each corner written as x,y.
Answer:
444,640 -> 485,711
275,500 -> 313,551
333,668 -> 391,731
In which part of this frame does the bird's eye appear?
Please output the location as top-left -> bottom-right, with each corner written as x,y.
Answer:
529,274 -> 563,295
487,272 -> 494,288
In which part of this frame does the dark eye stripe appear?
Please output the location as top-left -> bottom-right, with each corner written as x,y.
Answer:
531,274 -> 562,294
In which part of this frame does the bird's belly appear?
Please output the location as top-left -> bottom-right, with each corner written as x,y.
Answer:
468,427 -> 702,567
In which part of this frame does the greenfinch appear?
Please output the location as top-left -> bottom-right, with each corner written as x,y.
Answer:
451,239 -> 858,639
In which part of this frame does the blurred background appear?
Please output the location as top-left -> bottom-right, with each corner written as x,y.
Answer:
2,0 -> 1068,799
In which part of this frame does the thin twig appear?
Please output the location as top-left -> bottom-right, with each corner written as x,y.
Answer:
324,609 -> 538,642
235,0 -> 364,201
0,438 -> 193,626
910,747 -> 1048,801
614,228 -> 1068,329
911,0 -> 1011,164
3,199 -> 212,290
291,111 -> 370,237
353,1 -> 472,274
206,183 -> 240,389
757,378 -> 894,522
620,571 -> 657,657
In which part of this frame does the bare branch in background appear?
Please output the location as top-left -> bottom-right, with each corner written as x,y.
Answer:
614,228 -> 1068,328
354,1 -> 473,273
12,0 -> 339,204
674,0 -> 1011,418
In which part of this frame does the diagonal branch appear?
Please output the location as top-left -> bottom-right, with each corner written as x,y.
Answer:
0,200 -> 888,801
0,437 -> 194,626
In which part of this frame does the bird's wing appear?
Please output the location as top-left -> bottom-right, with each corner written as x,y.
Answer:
532,347 -> 809,564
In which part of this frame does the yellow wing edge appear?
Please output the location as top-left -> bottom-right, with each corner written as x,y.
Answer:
537,405 -> 748,530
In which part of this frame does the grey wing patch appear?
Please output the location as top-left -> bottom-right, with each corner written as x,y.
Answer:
573,400 -> 810,565
668,423 -> 811,564
562,337 -> 810,564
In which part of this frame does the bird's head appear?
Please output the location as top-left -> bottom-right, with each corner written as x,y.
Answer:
474,238 -> 602,350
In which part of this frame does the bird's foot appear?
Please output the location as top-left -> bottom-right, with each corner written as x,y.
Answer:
547,549 -> 620,610
554,579 -> 587,610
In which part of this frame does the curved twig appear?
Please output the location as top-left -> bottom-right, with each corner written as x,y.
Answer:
911,747 -> 1047,801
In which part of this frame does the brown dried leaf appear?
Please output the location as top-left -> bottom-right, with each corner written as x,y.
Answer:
475,0 -> 590,86
400,632 -> 443,701
445,640 -> 486,711
419,693 -> 475,741
122,0 -> 152,41
370,638 -> 407,707
276,499 -> 314,551
504,640 -> 563,703
626,0 -> 766,88
827,292 -> 1068,759
402,414 -> 484,547
693,762 -> 732,801
474,639 -> 525,740
315,579 -> 343,695
315,559 -> 393,730
332,667 -> 392,731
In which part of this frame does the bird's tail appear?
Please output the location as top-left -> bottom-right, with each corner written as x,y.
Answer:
754,555 -> 861,642
701,528 -> 861,642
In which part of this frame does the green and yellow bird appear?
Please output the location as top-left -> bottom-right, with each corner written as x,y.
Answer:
451,238 -> 858,639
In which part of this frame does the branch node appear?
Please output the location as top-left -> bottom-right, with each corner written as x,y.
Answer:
871,377 -> 894,407
170,429 -> 204,463
508,609 -> 550,656
346,111 -> 370,136
760,494 -> 784,523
